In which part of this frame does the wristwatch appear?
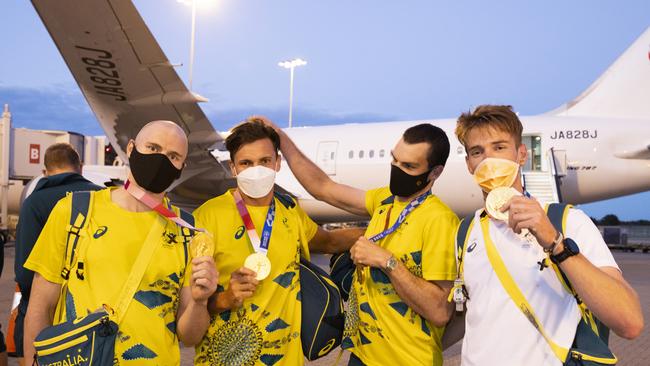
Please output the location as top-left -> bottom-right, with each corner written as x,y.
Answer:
384,255 -> 398,273
550,238 -> 580,264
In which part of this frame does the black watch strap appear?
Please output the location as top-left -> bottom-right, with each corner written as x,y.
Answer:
550,238 -> 579,264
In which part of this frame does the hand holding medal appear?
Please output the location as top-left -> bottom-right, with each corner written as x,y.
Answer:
485,187 -> 520,222
486,187 -> 538,245
190,231 -> 215,258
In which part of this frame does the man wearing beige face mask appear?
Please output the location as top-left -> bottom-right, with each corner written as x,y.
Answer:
452,105 -> 643,366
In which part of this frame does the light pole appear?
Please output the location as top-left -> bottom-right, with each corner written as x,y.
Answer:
178,0 -> 215,90
189,0 -> 197,90
278,58 -> 307,128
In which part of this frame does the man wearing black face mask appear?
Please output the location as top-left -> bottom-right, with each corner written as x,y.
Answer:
257,117 -> 459,366
23,121 -> 219,364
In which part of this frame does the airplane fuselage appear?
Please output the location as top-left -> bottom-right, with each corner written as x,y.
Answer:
277,116 -> 650,222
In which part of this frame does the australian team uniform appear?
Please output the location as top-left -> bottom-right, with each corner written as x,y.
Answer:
343,187 -> 458,366
193,190 -> 318,366
25,188 -> 191,365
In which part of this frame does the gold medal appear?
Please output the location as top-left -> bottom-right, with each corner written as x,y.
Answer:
356,265 -> 365,284
244,252 -> 272,280
190,231 -> 215,257
485,187 -> 520,222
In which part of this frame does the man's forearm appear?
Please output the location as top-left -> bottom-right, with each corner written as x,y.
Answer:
24,304 -> 55,361
207,291 -> 233,314
387,263 -> 452,327
273,125 -> 368,216
24,275 -> 61,361
276,129 -> 333,202
558,254 -> 643,339
330,228 -> 366,253
177,299 -> 211,346
206,287 -> 249,315
310,227 -> 365,254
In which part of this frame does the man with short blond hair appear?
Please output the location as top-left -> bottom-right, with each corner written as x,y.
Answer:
455,105 -> 643,365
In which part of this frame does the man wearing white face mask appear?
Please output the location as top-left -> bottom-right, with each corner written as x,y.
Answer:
193,119 -> 363,366
453,105 -> 643,366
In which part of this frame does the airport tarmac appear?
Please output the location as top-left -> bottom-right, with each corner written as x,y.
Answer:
0,244 -> 647,365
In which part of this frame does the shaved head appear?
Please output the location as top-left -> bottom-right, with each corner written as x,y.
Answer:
128,120 -> 189,169
136,120 -> 188,147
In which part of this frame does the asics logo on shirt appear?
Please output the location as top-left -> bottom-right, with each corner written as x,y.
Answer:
93,226 -> 108,239
235,225 -> 245,240
467,240 -> 478,253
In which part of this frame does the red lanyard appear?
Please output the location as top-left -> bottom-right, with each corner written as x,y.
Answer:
124,180 -> 201,231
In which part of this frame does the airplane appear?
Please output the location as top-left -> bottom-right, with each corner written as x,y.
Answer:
27,0 -> 650,223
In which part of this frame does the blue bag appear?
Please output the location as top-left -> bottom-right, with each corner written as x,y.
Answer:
329,252 -> 354,301
33,310 -> 117,365
273,192 -> 345,360
300,257 -> 344,360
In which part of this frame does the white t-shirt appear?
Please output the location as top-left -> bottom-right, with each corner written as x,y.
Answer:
460,207 -> 619,366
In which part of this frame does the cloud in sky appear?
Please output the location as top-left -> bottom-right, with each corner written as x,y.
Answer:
205,106 -> 396,131
0,84 -> 102,136
0,84 -> 396,134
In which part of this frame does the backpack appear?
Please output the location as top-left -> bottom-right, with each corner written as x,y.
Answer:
275,192 -> 344,360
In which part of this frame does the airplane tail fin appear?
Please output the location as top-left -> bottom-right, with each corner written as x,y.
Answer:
549,27 -> 650,119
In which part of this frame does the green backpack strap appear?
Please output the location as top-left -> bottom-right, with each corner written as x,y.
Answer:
456,213 -> 476,276
545,203 -> 577,295
448,212 -> 476,307
546,204 -> 613,353
546,203 -> 607,331
61,191 -> 92,281
546,203 -> 571,236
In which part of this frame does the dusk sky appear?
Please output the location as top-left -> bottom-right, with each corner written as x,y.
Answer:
1,1 -> 649,220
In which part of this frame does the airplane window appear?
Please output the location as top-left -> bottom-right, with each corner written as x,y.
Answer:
379,149 -> 385,158
359,150 -> 364,158
369,150 -> 374,158
349,150 -> 354,159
